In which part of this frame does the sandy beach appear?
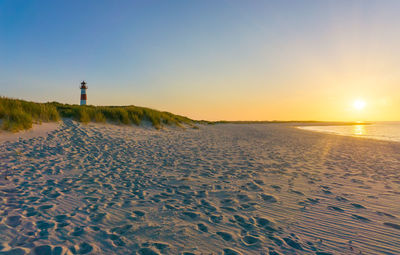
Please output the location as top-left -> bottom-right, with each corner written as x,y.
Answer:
1,120 -> 400,255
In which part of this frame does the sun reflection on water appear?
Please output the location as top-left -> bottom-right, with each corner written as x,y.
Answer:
352,125 -> 365,136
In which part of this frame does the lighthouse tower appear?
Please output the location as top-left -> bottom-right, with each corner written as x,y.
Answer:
80,81 -> 88,105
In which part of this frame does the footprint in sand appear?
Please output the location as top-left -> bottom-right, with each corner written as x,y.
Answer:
32,245 -> 52,255
197,223 -> 208,232
233,215 -> 246,224
322,189 -> 332,194
270,185 -> 281,192
36,220 -> 55,230
71,226 -> 85,236
54,214 -> 70,228
239,203 -> 252,210
254,179 -> 264,185
220,198 -> 237,205
268,235 -> 285,247
90,212 -> 108,223
54,214 -> 68,222
210,215 -> 223,223
182,211 -> 200,220
246,182 -> 263,191
216,231 -> 234,241
376,211 -> 396,218
352,214 -> 371,222
109,234 -> 126,246
26,196 -> 40,203
289,189 -> 304,196
242,235 -> 260,246
133,210 -> 146,217
283,237 -> 303,250
327,206 -> 345,212
256,217 -> 277,232
223,248 -> 242,255
6,215 -> 21,227
260,194 -> 278,203
232,215 -> 253,230
111,224 -> 133,235
163,204 -> 176,210
236,194 -> 251,202
138,247 -> 160,255
153,242 -> 169,251
38,204 -> 54,211
307,198 -> 320,204
200,199 -> 217,212
220,206 -> 237,212
195,190 -> 207,198
383,222 -> 400,230
0,248 -> 26,255
315,252 -> 333,255
336,196 -> 348,202
25,207 -> 38,217
69,242 -> 93,254
350,203 -> 366,209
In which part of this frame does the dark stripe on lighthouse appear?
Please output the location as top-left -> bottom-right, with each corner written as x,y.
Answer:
81,94 -> 87,100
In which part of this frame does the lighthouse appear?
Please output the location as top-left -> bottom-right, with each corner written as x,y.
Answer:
80,81 -> 88,105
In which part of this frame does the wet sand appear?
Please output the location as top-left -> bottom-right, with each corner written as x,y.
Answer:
1,120 -> 400,254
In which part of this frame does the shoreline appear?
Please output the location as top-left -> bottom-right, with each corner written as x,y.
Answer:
296,124 -> 400,143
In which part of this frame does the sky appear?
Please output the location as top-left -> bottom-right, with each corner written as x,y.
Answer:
1,0 -> 399,121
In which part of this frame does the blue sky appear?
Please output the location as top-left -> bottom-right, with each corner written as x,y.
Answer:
1,0 -> 399,121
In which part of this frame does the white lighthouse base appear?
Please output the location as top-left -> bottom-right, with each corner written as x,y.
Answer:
80,100 -> 87,106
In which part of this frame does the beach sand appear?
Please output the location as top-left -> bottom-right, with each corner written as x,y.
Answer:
1,120 -> 399,254
0,122 -> 60,144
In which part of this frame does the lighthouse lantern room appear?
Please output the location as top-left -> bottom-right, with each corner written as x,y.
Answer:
80,81 -> 88,105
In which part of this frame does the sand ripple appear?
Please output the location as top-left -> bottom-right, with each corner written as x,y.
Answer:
1,121 -> 400,254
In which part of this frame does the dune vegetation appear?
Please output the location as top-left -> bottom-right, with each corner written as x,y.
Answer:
0,97 -> 200,132
0,97 -> 60,132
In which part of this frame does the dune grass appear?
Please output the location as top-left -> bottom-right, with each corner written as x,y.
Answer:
0,97 -> 60,132
0,97 -> 200,132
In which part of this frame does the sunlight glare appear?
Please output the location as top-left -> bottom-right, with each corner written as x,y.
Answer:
353,99 -> 366,110
352,125 -> 365,136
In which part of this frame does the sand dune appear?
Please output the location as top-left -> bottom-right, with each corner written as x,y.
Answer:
1,120 -> 400,254
0,122 -> 60,144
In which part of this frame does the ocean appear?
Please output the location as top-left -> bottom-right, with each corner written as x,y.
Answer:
298,122 -> 400,142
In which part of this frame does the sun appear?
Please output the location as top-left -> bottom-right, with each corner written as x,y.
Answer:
353,99 -> 366,110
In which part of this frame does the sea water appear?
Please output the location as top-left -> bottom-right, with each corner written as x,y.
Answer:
298,122 -> 400,142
